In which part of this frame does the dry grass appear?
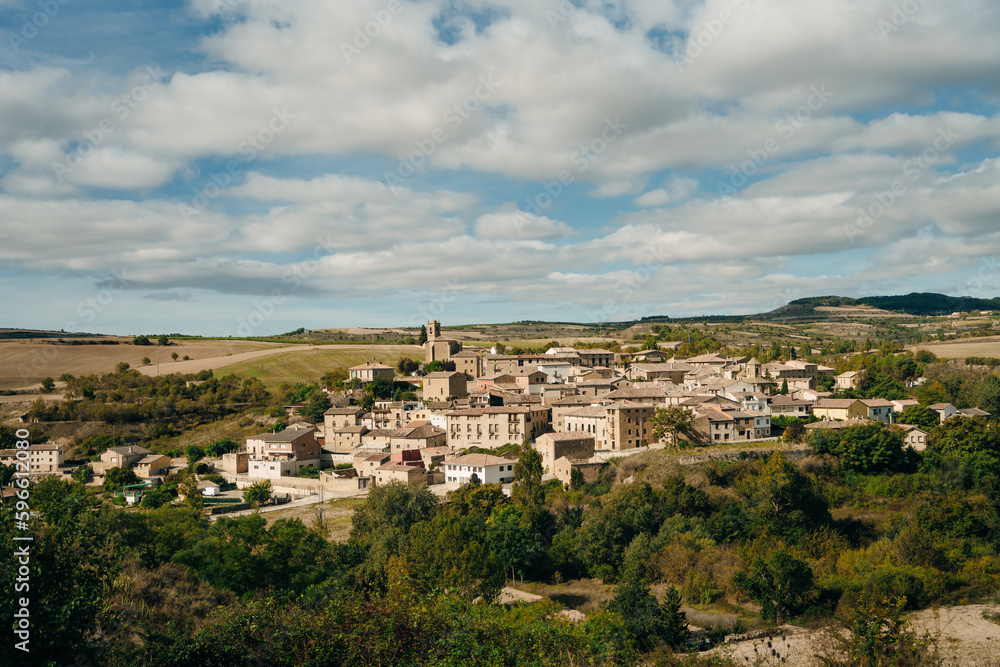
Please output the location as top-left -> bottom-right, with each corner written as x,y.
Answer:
513,579 -> 616,614
908,336 -> 1000,360
0,339 -> 282,388
261,497 -> 364,542
214,346 -> 421,390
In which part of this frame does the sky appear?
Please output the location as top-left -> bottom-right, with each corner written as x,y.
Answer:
0,0 -> 998,336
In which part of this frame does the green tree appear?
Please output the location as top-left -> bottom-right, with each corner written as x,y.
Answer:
512,441 -> 544,521
809,423 -> 914,474
71,464 -> 93,484
103,467 -> 140,493
300,391 -> 332,423
140,485 -> 174,509
185,444 -> 205,465
0,463 -> 14,487
320,367 -> 348,387
406,512 -> 504,602
396,357 -> 420,374
650,406 -> 697,448
204,438 -> 239,457
350,481 -> 438,586
40,376 -> 55,391
975,373 -> 1000,417
417,325 -> 428,345
898,404 -> 940,430
141,357 -> 151,366
158,335 -> 170,346
115,361 -> 130,373
733,547 -> 815,624
243,480 -> 273,509
179,474 -> 204,509
660,585 -> 690,648
735,452 -> 831,540
487,504 -> 541,585
132,335 -> 151,346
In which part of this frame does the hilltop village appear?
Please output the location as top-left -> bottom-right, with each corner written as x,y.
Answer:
7,319 -> 983,504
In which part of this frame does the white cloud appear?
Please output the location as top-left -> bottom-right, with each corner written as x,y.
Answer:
473,204 -> 575,240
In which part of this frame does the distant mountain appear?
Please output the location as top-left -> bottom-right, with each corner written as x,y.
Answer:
760,292 -> 1000,319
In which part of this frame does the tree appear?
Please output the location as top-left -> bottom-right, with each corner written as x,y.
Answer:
898,404 -> 940,430
660,586 -> 690,648
350,481 -> 439,586
185,444 -> 205,465
132,335 -> 151,346
783,421 -> 806,443
71,464 -> 93,484
733,547 -> 815,624
417,325 -> 428,345
243,480 -> 273,509
40,377 -> 55,392
300,391 -> 331,423
975,374 -> 1000,417
115,362 -> 130,373
779,379 -> 789,395
141,357 -> 151,366
320,367 -> 348,387
179,474 -> 203,509
171,352 -> 179,361
487,504 -> 541,585
396,357 -> 420,375
0,463 -> 14,487
735,452 -> 831,540
103,466 -> 140,492
158,335 -> 170,346
140,485 -> 174,509
604,571 -> 689,651
512,441 -> 544,522
650,406 -> 696,447
809,423 -> 914,474
205,438 -> 239,457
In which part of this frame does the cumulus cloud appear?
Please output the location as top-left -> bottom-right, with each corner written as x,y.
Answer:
1,0 -> 1000,328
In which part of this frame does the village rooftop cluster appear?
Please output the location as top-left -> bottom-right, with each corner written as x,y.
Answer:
3,320 -> 989,507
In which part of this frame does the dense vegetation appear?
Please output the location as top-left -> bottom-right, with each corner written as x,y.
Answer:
5,416 -> 1000,665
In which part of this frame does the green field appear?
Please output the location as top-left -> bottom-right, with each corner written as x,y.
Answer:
215,346 -> 423,389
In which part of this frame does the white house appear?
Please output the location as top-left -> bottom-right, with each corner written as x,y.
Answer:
443,453 -> 515,489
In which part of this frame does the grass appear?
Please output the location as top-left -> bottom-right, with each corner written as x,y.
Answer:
260,497 -> 365,542
513,578 -> 615,614
0,339 -> 281,388
907,336 -> 1000,359
215,346 -> 421,390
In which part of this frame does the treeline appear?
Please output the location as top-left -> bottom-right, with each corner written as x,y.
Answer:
26,370 -> 270,424
6,417 -> 1000,664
